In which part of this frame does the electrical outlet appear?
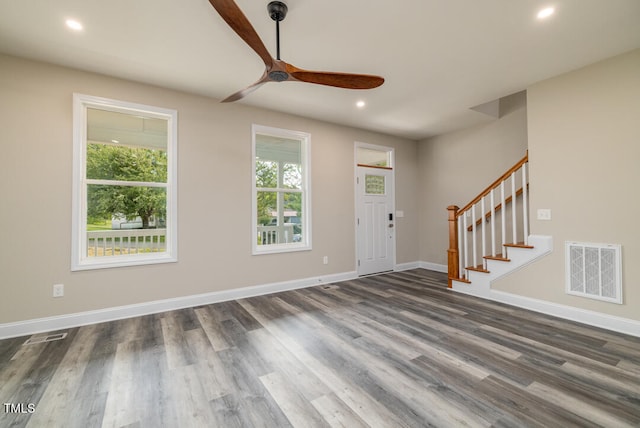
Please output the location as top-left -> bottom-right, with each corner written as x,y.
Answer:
53,283 -> 64,298
323,256 -> 329,265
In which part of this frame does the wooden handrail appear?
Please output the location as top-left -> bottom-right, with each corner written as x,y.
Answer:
456,152 -> 528,217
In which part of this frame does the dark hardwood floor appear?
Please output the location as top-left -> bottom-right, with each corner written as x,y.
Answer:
1,269 -> 639,427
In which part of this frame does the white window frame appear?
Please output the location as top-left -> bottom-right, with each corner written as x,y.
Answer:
252,124 -> 311,255
71,94 -> 178,270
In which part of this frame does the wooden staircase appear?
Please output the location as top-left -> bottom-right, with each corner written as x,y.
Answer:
446,152 -> 553,293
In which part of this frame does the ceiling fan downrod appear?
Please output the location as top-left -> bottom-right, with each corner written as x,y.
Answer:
268,1 -> 288,61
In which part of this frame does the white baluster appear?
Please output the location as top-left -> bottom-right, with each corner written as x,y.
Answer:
522,162 -> 529,245
500,181 -> 506,254
463,211 -> 468,275
472,204 -> 477,269
511,171 -> 517,244
458,218 -> 464,278
490,188 -> 496,257
480,196 -> 486,269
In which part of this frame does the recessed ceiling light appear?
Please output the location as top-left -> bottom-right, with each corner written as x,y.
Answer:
65,19 -> 83,31
356,100 -> 366,108
537,7 -> 555,19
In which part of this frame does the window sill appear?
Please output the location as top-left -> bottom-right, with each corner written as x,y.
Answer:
71,253 -> 177,271
252,243 -> 311,256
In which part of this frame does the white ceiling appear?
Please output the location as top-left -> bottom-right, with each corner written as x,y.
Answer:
1,0 -> 639,140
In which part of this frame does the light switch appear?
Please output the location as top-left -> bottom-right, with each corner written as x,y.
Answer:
537,209 -> 552,220
396,210 -> 404,218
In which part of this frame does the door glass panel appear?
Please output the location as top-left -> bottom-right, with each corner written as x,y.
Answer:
365,174 -> 385,195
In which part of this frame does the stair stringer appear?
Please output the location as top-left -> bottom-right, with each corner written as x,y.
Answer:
451,235 -> 553,297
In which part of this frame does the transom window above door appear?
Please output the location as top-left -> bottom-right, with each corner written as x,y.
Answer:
356,146 -> 392,168
252,125 -> 311,254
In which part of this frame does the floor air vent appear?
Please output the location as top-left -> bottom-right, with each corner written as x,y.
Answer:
23,332 -> 68,345
565,242 -> 622,304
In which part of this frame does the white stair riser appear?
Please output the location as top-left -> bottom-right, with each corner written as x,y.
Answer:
452,235 -> 552,295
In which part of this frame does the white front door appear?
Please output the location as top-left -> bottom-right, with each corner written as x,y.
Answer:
356,166 -> 395,276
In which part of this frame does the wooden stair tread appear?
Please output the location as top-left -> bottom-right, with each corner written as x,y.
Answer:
466,265 -> 490,274
504,242 -> 534,249
450,276 -> 471,284
484,254 -> 510,262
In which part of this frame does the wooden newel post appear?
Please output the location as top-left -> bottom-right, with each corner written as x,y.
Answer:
447,205 -> 460,288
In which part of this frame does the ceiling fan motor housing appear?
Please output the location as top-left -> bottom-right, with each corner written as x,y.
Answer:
269,70 -> 289,81
268,1 -> 288,21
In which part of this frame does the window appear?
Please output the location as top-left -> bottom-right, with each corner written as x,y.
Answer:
72,94 -> 177,270
252,125 -> 310,254
356,145 -> 392,168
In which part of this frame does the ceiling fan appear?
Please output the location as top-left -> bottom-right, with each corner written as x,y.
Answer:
208,0 -> 385,102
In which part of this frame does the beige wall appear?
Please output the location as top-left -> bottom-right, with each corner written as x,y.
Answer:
417,91 -> 529,265
493,49 -> 640,321
0,54 -> 419,324
3,49 -> 637,327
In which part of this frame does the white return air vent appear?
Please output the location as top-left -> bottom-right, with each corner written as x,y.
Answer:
23,332 -> 68,345
565,242 -> 622,304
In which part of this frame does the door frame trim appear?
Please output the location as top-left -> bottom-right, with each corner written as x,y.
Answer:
354,142 -> 396,276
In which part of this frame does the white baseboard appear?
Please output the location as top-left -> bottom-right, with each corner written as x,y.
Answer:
394,260 -> 447,273
453,286 -> 640,338
4,262 -> 637,340
0,270 -> 357,340
418,261 -> 447,273
394,261 -> 421,271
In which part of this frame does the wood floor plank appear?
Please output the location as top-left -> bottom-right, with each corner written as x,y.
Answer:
100,340 -> 140,428
266,295 -> 488,427
213,336 -> 292,427
399,309 -> 523,360
237,299 -> 411,428
168,363 -> 218,428
260,371 -> 329,428
1,329 -> 80,428
1,269 -> 639,427
160,312 -> 196,369
194,305 -> 231,351
184,328 -> 234,401
248,327 -> 331,402
474,374 -> 599,428
25,324 -> 98,428
310,393 -> 369,428
526,381 -> 637,428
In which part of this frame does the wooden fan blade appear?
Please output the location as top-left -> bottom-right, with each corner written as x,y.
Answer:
289,69 -> 384,90
208,0 -> 274,68
221,72 -> 269,102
